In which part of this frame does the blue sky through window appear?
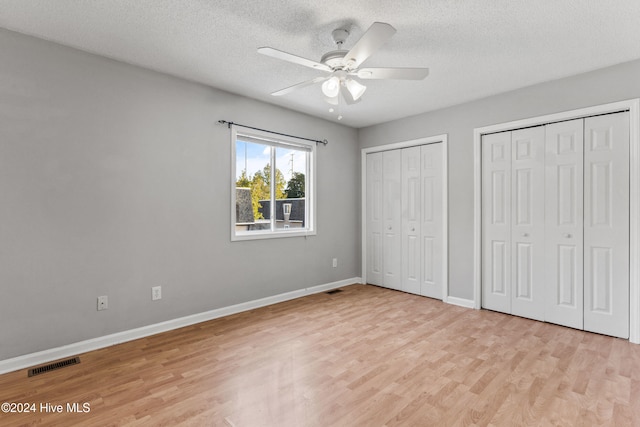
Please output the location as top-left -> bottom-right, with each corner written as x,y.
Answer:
236,139 -> 306,182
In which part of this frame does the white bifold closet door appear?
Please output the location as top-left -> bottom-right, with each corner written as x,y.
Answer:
402,146 -> 421,295
420,144 -> 444,299
366,150 -> 402,290
544,119 -> 584,330
383,150 -> 402,290
402,144 -> 443,298
482,111 -> 630,338
366,143 -> 443,299
583,113 -> 629,338
366,151 -> 384,286
481,127 -> 545,321
481,131 -> 511,314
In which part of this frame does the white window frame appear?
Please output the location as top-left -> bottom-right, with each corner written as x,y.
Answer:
231,127 -> 316,241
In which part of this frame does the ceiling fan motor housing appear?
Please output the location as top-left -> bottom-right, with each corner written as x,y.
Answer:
323,28 -> 353,70
331,28 -> 350,46
321,50 -> 349,69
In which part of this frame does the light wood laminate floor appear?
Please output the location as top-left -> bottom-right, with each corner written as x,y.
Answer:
1,284 -> 640,426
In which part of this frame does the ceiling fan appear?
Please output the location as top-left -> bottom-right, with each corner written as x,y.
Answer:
258,22 -> 429,106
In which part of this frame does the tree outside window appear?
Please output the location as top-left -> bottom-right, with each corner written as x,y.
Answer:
232,130 -> 314,240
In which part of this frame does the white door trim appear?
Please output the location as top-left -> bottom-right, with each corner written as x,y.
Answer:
361,134 -> 449,301
473,99 -> 640,343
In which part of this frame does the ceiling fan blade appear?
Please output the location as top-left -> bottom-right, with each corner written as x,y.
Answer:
357,67 -> 429,80
344,22 -> 396,69
258,47 -> 332,72
271,76 -> 328,96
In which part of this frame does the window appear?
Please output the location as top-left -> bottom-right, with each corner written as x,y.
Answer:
231,128 -> 315,240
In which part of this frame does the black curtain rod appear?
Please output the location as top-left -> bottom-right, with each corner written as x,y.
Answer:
218,120 -> 328,146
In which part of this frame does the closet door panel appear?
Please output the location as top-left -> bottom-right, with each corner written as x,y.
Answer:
402,146 -> 422,295
584,112 -> 629,338
545,119 -> 584,329
420,143 -> 443,299
382,150 -> 402,290
366,152 -> 384,286
510,127 -> 545,321
482,132 -> 512,313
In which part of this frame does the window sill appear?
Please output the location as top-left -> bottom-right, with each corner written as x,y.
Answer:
231,229 -> 316,242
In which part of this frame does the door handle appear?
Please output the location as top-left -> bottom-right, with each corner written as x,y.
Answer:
523,233 -> 529,237
565,233 -> 572,238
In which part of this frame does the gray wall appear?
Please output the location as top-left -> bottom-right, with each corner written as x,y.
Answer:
4,24 -> 640,362
359,58 -> 640,301
0,29 -> 360,360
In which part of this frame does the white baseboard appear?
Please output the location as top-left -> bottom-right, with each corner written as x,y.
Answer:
0,277 -> 362,375
445,296 -> 476,309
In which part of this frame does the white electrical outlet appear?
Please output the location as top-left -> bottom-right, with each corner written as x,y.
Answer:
332,258 -> 338,268
97,296 -> 108,311
152,286 -> 162,301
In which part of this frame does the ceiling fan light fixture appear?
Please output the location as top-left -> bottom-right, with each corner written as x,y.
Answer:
259,21 -> 428,113
345,78 -> 367,101
324,94 -> 339,105
321,77 -> 340,98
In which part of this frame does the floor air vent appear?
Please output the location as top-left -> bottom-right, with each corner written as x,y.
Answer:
28,357 -> 80,377
326,289 -> 343,295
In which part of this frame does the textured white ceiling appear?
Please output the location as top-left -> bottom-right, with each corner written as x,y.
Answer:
1,0 -> 640,128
